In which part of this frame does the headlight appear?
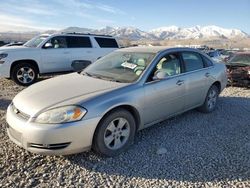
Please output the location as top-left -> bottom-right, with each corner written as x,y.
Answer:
34,106 -> 87,124
248,70 -> 250,75
0,53 -> 8,59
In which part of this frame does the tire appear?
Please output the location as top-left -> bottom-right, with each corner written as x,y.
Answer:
198,85 -> 219,113
93,109 -> 136,157
11,63 -> 38,86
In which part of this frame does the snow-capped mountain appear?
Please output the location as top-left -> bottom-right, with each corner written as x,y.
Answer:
149,25 -> 248,39
61,25 -> 248,40
106,27 -> 157,40
62,26 -> 157,40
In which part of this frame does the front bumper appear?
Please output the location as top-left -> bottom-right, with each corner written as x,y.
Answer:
6,104 -> 101,155
0,60 -> 11,77
227,73 -> 250,87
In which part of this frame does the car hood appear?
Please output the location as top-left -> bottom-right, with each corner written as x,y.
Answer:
13,73 -> 127,117
0,46 -> 30,52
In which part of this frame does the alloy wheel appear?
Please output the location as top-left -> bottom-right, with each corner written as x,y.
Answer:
104,117 -> 130,150
16,67 -> 35,84
207,88 -> 217,110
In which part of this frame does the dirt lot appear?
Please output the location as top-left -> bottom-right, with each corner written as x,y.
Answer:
0,77 -> 249,187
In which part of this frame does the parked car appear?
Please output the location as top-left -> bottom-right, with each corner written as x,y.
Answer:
226,52 -> 250,87
3,42 -> 25,47
0,33 -> 119,86
207,50 -> 223,63
6,47 -> 227,156
219,50 -> 234,62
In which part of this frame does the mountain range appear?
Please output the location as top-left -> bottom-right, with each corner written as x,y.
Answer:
0,25 -> 249,43
61,25 -> 249,40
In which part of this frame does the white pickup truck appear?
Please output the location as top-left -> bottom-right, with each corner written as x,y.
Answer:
0,33 -> 119,85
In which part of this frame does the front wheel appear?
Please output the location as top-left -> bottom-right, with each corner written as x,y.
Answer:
198,85 -> 219,113
93,109 -> 136,157
11,63 -> 38,86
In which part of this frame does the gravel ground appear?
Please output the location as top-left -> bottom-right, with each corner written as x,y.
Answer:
0,77 -> 249,187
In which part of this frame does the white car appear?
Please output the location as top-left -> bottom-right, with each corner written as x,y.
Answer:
0,33 -> 119,85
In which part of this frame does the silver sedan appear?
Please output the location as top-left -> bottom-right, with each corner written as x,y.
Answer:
6,47 -> 227,156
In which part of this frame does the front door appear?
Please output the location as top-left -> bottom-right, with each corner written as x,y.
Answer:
143,53 -> 186,125
40,36 -> 71,73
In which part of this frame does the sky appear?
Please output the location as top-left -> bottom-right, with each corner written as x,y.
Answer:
0,0 -> 249,33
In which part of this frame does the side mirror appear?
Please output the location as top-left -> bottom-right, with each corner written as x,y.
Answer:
153,71 -> 167,81
44,42 -> 53,49
71,60 -> 92,72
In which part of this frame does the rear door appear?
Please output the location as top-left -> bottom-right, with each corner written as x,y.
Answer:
94,37 -> 119,58
180,52 -> 211,110
67,36 -> 94,66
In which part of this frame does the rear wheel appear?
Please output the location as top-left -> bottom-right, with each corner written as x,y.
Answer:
93,109 -> 136,157
198,85 -> 219,113
11,63 -> 38,86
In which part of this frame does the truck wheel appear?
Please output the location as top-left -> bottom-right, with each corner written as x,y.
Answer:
11,63 -> 38,86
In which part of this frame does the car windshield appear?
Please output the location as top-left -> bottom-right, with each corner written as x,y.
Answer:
24,35 -> 49,48
83,51 -> 156,83
228,54 -> 250,65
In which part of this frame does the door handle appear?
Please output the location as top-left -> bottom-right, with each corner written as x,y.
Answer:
176,80 -> 184,86
205,72 -> 210,77
63,51 -> 70,54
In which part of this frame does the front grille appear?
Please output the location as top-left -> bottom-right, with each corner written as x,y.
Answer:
11,104 -> 30,120
29,142 -> 71,150
8,127 -> 22,143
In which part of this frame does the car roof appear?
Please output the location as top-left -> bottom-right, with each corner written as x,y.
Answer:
41,33 -> 114,38
116,46 -> 202,54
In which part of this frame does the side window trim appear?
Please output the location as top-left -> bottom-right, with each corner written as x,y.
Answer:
201,54 -> 214,67
196,53 -> 208,68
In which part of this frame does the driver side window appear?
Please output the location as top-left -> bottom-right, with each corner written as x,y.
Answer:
148,53 -> 181,82
157,54 -> 181,76
47,37 -> 68,49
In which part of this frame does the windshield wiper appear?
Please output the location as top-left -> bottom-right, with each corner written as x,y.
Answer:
83,72 -> 125,83
83,72 -> 101,79
96,75 -> 123,83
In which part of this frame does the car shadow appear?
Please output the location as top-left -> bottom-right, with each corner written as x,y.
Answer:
66,96 -> 250,183
0,98 -> 12,110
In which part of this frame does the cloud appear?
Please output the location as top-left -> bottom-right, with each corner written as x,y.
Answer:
0,14 -> 60,32
0,0 -> 126,32
12,6 -> 57,16
0,0 -> 57,16
54,0 -> 125,15
97,19 -> 116,24
95,4 -> 126,15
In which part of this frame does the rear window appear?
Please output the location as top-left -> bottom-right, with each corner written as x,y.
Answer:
66,36 -> 92,48
181,52 -> 204,72
94,37 -> 118,48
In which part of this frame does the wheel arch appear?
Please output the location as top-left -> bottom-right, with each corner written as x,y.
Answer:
98,104 -> 141,132
10,59 -> 40,75
91,104 -> 141,152
91,104 -> 140,156
212,81 -> 221,93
